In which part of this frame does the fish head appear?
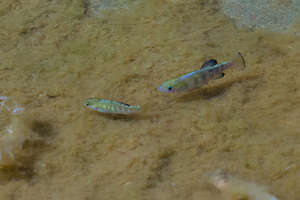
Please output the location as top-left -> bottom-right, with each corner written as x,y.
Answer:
84,98 -> 100,110
158,79 -> 186,93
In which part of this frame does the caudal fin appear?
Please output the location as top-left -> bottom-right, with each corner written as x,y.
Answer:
232,52 -> 246,70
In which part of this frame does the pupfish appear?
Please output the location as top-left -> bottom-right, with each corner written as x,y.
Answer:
84,98 -> 141,114
158,52 -> 246,93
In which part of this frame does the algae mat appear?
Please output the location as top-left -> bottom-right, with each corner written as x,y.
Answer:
0,0 -> 299,199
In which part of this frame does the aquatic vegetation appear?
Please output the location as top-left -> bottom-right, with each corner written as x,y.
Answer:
209,170 -> 278,200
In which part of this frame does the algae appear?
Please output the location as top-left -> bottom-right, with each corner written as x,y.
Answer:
0,0 -> 299,200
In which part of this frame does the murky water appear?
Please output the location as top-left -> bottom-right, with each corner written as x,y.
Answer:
0,0 -> 299,199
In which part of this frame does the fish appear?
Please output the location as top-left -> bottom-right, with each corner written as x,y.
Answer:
84,98 -> 141,115
158,52 -> 246,93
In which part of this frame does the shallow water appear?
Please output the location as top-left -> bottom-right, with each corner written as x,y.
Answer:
0,0 -> 299,199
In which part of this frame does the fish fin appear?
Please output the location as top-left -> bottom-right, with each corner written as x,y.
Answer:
118,101 -> 130,107
219,72 -> 225,78
212,72 -> 225,80
201,59 -> 217,69
231,52 -> 246,70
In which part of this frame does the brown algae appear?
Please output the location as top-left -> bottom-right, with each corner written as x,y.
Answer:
0,0 -> 299,199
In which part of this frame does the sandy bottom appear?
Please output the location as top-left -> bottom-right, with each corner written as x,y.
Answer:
0,0 -> 299,199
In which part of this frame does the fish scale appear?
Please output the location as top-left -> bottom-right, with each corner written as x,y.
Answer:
158,52 -> 246,93
84,98 -> 140,114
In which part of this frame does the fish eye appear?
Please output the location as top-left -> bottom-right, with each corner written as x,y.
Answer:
168,86 -> 172,91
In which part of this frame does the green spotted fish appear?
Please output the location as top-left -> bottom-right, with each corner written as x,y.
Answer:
84,98 -> 141,114
158,52 -> 246,93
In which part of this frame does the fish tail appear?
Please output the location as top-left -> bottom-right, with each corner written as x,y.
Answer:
231,52 -> 246,70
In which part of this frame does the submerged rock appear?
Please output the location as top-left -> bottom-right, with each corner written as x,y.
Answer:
0,115 -> 34,167
209,170 -> 278,200
220,0 -> 300,33
0,97 -> 42,182
86,0 -> 141,18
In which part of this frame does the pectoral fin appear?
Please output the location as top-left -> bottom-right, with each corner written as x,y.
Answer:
211,72 -> 225,80
219,72 -> 225,78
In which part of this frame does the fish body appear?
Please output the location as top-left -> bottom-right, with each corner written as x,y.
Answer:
84,98 -> 140,114
158,52 -> 246,93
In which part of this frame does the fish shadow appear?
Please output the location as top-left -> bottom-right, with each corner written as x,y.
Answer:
31,121 -> 58,138
176,73 -> 260,102
94,112 -> 159,121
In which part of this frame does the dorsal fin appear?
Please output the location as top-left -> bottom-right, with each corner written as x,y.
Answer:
119,101 -> 130,107
201,59 -> 217,69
